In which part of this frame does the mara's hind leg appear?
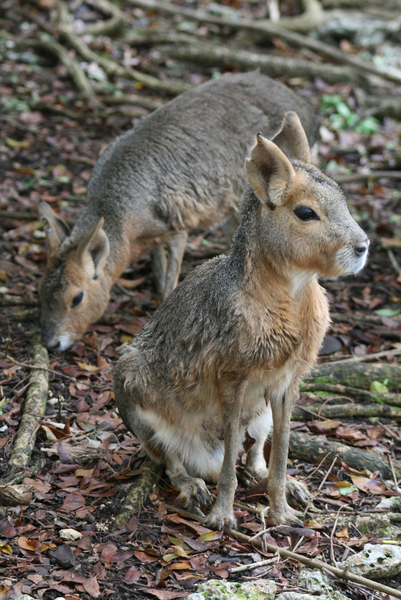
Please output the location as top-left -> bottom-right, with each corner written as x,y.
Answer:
166,453 -> 213,517
245,404 -> 309,507
245,435 -> 269,481
163,230 -> 188,299
151,245 -> 167,296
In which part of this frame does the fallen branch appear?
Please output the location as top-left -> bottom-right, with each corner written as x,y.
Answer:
21,34 -> 95,100
4,308 -> 38,323
0,296 -> 38,307
32,101 -> 149,121
0,483 -> 34,507
103,94 -> 163,111
115,456 -> 164,528
300,382 -> 401,407
333,171 -> 401,184
0,210 -> 42,221
323,348 -> 401,365
164,504 -> 401,600
309,362 -> 401,390
289,431 -> 401,479
0,352 -> 93,385
293,401 -> 401,420
56,0 -> 190,95
6,332 -> 49,480
127,0 -> 401,85
157,42 -> 353,84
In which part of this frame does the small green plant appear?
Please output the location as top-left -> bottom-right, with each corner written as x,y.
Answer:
321,94 -> 379,134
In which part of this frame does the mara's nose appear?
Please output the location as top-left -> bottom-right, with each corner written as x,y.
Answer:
354,239 -> 369,258
41,331 -> 60,351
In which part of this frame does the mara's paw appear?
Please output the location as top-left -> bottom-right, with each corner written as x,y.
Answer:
285,476 -> 309,508
267,505 -> 304,528
204,506 -> 237,531
245,465 -> 269,482
176,477 -> 213,512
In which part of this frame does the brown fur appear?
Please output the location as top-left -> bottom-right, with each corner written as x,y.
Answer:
114,112 -> 369,530
37,72 -> 318,350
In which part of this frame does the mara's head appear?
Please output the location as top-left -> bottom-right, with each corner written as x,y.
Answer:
38,202 -> 111,351
245,112 -> 369,289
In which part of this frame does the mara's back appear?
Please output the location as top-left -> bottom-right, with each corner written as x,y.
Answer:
87,72 -> 317,234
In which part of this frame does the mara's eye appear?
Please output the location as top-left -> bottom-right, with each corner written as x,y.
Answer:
71,291 -> 84,308
294,206 -> 319,222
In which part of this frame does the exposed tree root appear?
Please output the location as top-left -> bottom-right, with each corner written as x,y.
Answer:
289,431 -> 400,479
4,333 -> 49,483
301,381 -> 401,406
293,400 -> 401,419
115,456 -> 164,528
309,362 -> 401,390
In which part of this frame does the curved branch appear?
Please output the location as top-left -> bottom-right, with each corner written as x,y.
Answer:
84,0 -> 125,36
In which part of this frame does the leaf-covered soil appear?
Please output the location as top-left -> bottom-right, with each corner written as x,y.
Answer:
1,1 -> 401,599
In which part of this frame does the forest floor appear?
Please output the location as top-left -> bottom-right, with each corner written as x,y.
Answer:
1,1 -> 401,599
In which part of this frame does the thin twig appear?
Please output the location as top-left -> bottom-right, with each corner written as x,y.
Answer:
303,455 -> 338,516
324,348 -> 401,365
229,553 -> 279,573
0,353 -> 92,386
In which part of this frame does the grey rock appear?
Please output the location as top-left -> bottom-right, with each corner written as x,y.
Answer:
338,543 -> 401,579
187,578 -> 277,599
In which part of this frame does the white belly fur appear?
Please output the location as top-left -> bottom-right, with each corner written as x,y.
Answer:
136,376 -> 275,483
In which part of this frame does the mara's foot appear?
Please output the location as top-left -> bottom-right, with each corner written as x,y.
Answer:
267,504 -> 304,527
285,476 -> 309,507
176,477 -> 213,514
204,505 -> 237,531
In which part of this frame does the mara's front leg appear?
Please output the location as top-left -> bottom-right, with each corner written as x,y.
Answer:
204,380 -> 245,531
268,379 -> 304,526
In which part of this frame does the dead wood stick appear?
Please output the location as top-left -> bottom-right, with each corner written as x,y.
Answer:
293,401 -> 401,420
115,456 -> 164,528
330,311 -> 401,325
333,171 -> 401,184
0,297 -> 38,307
289,431 -> 401,479
56,0 -> 189,95
309,362 -> 401,390
164,504 -> 401,599
0,352 -> 91,384
0,210 -> 41,220
32,101 -> 148,121
322,348 -> 401,365
21,34 -> 95,99
7,333 -> 49,474
300,382 -> 401,407
103,94 -> 163,111
127,0 -> 401,85
4,308 -> 38,323
157,42 -> 353,84
84,0 -> 125,36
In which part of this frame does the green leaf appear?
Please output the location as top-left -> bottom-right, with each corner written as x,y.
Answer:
370,381 -> 388,394
375,307 -> 401,317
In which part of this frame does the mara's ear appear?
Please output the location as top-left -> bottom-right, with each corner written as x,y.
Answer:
246,132 -> 296,207
39,202 -> 71,258
76,218 -> 110,280
272,111 -> 311,163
